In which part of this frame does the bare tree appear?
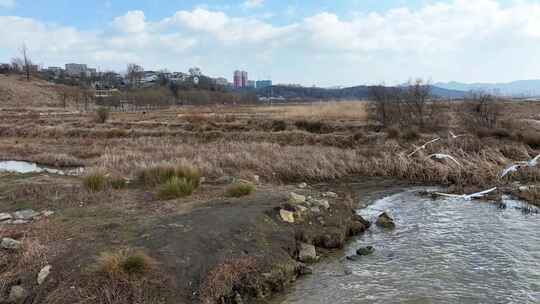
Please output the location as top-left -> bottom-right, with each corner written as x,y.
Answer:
126,64 -> 144,89
17,44 -> 34,81
403,79 -> 432,128
461,92 -> 501,129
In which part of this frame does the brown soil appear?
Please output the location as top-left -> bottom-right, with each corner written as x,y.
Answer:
0,172 -> 385,304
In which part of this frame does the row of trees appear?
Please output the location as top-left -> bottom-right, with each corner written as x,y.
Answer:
368,79 -> 502,130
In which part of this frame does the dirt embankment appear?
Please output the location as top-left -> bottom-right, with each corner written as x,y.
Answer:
0,176 -> 371,304
0,74 -> 62,108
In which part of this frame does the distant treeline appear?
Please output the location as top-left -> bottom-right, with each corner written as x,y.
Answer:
255,84 -> 466,100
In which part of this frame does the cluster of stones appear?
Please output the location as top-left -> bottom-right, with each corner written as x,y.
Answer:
1,237 -> 52,303
0,209 -> 54,225
279,185 -> 338,225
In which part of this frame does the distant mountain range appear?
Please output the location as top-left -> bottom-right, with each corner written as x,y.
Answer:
435,80 -> 540,97
255,85 -> 466,100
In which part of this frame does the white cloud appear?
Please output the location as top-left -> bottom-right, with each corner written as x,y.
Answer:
0,0 -> 15,8
2,1 -> 540,85
243,0 -> 264,9
113,10 -> 146,33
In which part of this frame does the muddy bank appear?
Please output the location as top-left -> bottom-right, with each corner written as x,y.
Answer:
138,188 -> 369,304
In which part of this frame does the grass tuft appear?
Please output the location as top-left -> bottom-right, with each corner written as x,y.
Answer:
96,249 -> 154,278
158,176 -> 198,199
138,165 -> 201,187
83,170 -> 108,192
226,182 -> 256,197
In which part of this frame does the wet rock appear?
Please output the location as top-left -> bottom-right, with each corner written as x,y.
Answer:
8,285 -> 28,303
298,264 -> 313,275
13,209 -> 39,220
1,238 -> 22,250
295,205 -> 308,214
298,182 -> 308,189
356,246 -> 375,256
37,265 -> 52,285
289,192 -> 306,204
353,213 -> 371,228
348,219 -> 368,235
311,199 -> 330,209
298,243 -> 319,263
0,213 -> 12,222
322,191 -> 338,198
310,206 -> 321,213
10,220 -> 29,225
316,232 -> 346,249
279,209 -> 295,223
376,212 -> 395,229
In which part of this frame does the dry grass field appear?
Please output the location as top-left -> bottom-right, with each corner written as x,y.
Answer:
1,78 -> 540,304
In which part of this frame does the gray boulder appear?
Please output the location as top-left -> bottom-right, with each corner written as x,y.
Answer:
289,192 -> 306,204
298,243 -> 319,263
13,209 -> 39,220
1,238 -> 22,250
279,209 -> 295,223
376,212 -> 395,229
356,246 -> 375,256
0,213 -> 12,222
37,265 -> 52,285
8,285 -> 28,303
311,199 -> 330,209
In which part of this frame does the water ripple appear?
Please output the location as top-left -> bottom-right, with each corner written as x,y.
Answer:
277,190 -> 540,304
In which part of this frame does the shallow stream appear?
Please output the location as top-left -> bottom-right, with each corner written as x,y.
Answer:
276,189 -> 540,303
0,160 -> 83,175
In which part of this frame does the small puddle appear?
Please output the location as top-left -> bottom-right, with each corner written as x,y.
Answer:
0,160 -> 84,176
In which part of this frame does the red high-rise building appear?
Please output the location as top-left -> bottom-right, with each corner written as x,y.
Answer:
233,70 -> 249,89
233,70 -> 242,89
241,71 -> 248,88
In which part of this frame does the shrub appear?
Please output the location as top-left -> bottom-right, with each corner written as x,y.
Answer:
226,183 -> 256,197
516,131 -> 540,149
294,120 -> 328,134
110,177 -> 128,190
401,128 -> 420,141
83,171 -> 108,192
386,127 -> 400,139
95,107 -> 110,124
96,249 -> 154,277
271,120 -> 287,132
121,253 -> 152,276
158,177 -> 198,199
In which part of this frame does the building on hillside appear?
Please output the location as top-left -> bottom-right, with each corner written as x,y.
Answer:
65,63 -> 88,76
86,68 -> 97,77
215,77 -> 229,86
189,67 -> 202,77
256,80 -> 272,88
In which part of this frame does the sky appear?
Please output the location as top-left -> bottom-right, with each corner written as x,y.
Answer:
1,0 -> 540,86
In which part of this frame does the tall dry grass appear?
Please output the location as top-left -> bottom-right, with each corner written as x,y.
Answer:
92,136 -> 539,188
274,101 -> 369,121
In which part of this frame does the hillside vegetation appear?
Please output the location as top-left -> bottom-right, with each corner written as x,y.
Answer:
0,74 -> 62,108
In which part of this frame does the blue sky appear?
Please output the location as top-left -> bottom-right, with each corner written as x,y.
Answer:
1,0 -> 540,86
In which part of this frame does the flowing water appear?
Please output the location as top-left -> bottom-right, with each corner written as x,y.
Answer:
276,189 -> 540,304
0,160 -> 83,175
